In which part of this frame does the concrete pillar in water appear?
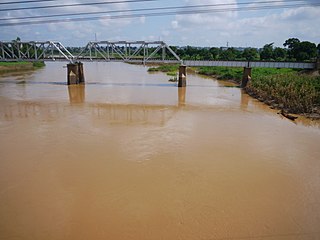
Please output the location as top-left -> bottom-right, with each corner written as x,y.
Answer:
67,62 -> 85,85
241,67 -> 252,88
68,85 -> 85,104
178,65 -> 187,87
78,62 -> 85,84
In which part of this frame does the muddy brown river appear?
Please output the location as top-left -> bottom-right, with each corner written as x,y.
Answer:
1,62 -> 320,240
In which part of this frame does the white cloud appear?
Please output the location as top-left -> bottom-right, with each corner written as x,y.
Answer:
171,20 -> 179,29
0,0 -> 319,47
139,16 -> 146,24
163,1 -> 320,47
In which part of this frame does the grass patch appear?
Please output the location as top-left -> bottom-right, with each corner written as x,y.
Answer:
0,61 -> 31,66
32,61 -> 45,68
197,66 -> 299,83
197,66 -> 243,82
148,64 -> 179,76
0,61 -> 45,74
246,73 -> 320,113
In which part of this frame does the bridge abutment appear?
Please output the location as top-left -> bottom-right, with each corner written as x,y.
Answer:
67,62 -> 85,85
178,65 -> 187,87
241,67 -> 252,88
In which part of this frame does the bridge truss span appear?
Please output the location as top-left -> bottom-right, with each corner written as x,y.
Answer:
76,41 -> 181,63
0,41 -> 75,62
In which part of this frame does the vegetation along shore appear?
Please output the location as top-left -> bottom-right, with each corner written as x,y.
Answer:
148,64 -> 320,119
0,61 -> 45,74
147,38 -> 320,119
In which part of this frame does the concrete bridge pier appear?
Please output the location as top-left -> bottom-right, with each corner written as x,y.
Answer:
241,67 -> 252,88
67,62 -> 85,85
316,58 -> 320,72
178,65 -> 187,87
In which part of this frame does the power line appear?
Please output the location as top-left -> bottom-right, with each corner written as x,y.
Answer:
0,0 -> 55,5
0,0 -> 307,22
0,0 -> 157,12
0,2 -> 319,27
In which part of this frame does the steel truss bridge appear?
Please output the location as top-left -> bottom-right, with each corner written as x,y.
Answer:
0,40 -> 317,69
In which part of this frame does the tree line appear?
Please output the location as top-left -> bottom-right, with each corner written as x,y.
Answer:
170,38 -> 319,62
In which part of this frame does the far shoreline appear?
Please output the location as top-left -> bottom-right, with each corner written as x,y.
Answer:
0,61 -> 45,74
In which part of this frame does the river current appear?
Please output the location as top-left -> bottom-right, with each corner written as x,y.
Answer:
0,62 -> 320,240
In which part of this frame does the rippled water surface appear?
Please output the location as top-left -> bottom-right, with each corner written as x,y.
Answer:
1,62 -> 320,240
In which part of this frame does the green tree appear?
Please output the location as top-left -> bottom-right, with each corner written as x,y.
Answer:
273,47 -> 287,61
283,38 -> 300,49
209,47 -> 219,60
219,48 -> 236,60
283,38 -> 300,60
260,43 -> 274,60
242,48 -> 259,61
295,41 -> 317,61
283,38 -> 317,61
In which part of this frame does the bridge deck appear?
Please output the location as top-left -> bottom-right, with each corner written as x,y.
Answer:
1,58 -> 315,69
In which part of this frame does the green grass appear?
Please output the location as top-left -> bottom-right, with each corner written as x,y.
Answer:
198,66 -> 243,81
0,61 -> 31,66
197,66 -> 299,83
0,61 -> 45,74
148,64 -> 179,77
32,61 -> 45,68
246,73 -> 320,113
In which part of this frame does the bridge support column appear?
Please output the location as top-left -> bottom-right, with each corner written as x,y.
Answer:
316,58 -> 320,72
178,65 -> 187,87
67,62 -> 85,85
241,67 -> 252,88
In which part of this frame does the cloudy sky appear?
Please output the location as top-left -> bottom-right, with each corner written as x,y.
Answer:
0,0 -> 319,48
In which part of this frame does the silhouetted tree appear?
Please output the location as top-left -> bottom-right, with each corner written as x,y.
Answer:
260,43 -> 274,60
273,47 -> 287,61
219,48 -> 237,60
242,48 -> 259,61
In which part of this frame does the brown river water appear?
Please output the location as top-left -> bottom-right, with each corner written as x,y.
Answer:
1,62 -> 320,240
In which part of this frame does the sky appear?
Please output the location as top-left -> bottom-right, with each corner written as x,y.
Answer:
0,0 -> 319,48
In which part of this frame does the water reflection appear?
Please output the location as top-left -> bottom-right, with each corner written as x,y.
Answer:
178,87 -> 186,107
240,89 -> 249,111
68,85 -> 85,104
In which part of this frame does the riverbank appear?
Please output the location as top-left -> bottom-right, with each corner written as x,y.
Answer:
245,73 -> 320,119
0,61 -> 45,74
148,64 -> 320,119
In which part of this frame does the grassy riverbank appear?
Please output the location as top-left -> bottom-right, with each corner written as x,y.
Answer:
148,64 -> 179,76
0,61 -> 45,74
148,64 -> 320,117
246,73 -> 320,115
197,66 -> 299,83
